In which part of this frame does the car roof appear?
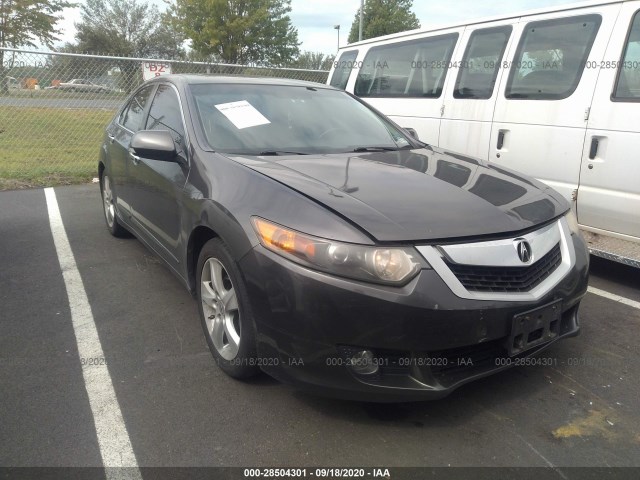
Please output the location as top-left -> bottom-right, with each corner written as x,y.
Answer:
146,74 -> 337,91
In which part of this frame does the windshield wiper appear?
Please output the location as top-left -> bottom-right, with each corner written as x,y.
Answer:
258,150 -> 309,156
352,145 -> 413,152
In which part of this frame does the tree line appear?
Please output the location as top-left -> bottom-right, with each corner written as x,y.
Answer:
0,0 -> 420,70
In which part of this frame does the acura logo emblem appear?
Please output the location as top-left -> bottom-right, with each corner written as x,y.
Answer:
515,239 -> 532,263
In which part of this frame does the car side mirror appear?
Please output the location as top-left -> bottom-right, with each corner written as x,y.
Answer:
404,127 -> 419,141
130,130 -> 177,162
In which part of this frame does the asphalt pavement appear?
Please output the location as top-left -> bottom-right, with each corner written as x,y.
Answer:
1,184 -> 639,472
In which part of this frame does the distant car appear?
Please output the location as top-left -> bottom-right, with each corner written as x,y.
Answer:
98,75 -> 589,402
57,79 -> 111,93
4,76 -> 20,89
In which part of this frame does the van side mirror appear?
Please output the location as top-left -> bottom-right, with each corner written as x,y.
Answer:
404,127 -> 419,140
130,130 -> 177,162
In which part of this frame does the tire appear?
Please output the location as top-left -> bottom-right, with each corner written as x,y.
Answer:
100,173 -> 129,237
197,238 -> 259,379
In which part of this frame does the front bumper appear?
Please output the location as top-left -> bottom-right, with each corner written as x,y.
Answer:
239,231 -> 589,402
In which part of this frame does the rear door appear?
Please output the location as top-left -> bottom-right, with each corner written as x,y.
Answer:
352,30 -> 462,146
489,4 -> 621,202
577,5 -> 640,240
440,22 -> 516,160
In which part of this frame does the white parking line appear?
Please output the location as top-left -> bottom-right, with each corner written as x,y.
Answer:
44,188 -> 141,477
588,286 -> 640,310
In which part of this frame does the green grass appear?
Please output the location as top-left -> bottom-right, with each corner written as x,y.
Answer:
5,89 -> 126,99
0,106 -> 115,190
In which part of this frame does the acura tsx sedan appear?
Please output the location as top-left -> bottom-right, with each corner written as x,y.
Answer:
98,75 -> 589,402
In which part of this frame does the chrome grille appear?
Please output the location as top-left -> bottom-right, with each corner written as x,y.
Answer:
445,243 -> 562,293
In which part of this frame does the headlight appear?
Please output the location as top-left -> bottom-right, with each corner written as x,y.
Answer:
252,217 -> 425,285
565,209 -> 581,236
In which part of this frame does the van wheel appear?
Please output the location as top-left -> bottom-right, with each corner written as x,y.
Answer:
197,238 -> 259,379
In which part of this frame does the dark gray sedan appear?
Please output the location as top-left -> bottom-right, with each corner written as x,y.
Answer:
98,75 -> 589,401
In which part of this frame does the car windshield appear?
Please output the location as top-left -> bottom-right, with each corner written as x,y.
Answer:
189,83 -> 414,155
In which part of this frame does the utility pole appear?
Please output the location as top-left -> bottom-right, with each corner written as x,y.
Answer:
334,25 -> 340,50
359,0 -> 364,41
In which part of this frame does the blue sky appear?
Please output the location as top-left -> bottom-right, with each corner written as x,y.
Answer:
54,0 -> 580,55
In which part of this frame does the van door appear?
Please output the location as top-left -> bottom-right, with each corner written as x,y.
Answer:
352,30 -> 462,146
440,22 -> 516,160
577,5 -> 640,240
489,5 -> 621,203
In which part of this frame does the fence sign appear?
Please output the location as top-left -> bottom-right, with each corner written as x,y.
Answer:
142,62 -> 172,80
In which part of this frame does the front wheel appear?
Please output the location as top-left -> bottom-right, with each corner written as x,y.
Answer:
100,173 -> 129,237
197,238 -> 259,379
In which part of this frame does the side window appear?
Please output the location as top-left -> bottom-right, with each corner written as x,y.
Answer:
330,50 -> 359,90
505,15 -> 601,100
613,10 -> 640,101
454,26 -> 512,99
121,86 -> 154,132
145,84 -> 186,152
354,34 -> 458,98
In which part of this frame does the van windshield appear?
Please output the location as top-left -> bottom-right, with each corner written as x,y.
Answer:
189,83 -> 414,155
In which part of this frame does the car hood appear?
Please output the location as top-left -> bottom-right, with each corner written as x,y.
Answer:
229,147 -> 568,242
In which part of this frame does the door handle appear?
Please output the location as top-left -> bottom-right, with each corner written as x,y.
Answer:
107,133 -> 115,143
497,130 -> 506,150
588,137 -> 599,160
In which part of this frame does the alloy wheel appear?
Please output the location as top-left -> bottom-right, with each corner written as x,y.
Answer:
201,258 -> 241,360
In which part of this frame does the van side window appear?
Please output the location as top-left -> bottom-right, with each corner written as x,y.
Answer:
505,15 -> 601,100
454,26 -> 512,99
613,10 -> 640,101
330,50 -> 359,90
354,34 -> 458,98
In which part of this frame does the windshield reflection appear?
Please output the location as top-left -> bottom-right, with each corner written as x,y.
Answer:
190,83 -> 413,155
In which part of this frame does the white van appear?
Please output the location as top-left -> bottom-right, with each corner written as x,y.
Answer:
328,0 -> 640,268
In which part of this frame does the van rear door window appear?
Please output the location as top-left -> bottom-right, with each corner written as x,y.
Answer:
505,15 -> 601,100
454,26 -> 512,99
354,34 -> 458,98
613,10 -> 640,101
330,50 -> 359,90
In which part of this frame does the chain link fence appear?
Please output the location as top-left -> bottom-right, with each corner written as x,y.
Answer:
0,48 -> 330,189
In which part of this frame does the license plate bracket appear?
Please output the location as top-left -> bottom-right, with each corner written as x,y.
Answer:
508,299 -> 562,356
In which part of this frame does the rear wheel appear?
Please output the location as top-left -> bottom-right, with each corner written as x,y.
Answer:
197,238 -> 259,379
100,173 -> 129,237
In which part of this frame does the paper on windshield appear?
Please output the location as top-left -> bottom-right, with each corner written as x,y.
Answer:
214,100 -> 270,129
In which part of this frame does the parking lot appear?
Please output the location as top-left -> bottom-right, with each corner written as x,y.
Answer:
1,184 -> 639,475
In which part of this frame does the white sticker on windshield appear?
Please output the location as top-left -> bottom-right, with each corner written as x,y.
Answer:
214,100 -> 270,129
